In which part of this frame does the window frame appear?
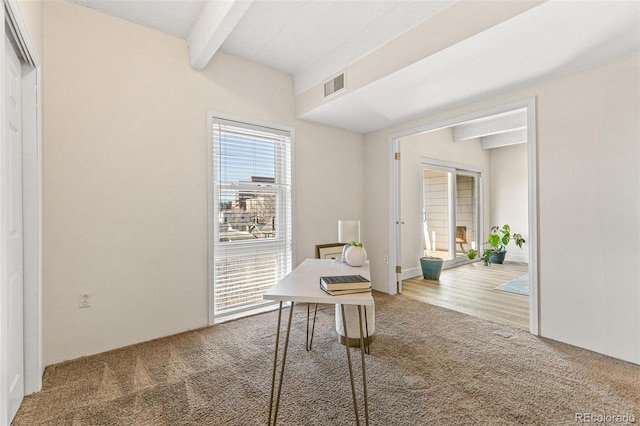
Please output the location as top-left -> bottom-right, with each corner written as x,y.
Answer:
207,112 -> 295,324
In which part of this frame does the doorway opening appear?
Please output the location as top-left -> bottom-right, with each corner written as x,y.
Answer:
388,97 -> 538,334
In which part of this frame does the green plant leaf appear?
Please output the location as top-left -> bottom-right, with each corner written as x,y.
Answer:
513,233 -> 525,248
481,249 -> 493,265
468,249 -> 477,259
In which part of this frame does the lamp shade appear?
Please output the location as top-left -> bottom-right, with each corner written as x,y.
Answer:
338,220 -> 360,243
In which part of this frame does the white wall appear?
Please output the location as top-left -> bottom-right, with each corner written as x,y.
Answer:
400,128 -> 490,276
364,55 -> 640,364
490,143 -> 528,262
43,1 -> 364,365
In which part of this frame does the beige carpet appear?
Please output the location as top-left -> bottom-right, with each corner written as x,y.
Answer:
13,293 -> 639,425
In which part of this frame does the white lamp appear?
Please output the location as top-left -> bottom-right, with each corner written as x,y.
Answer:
338,220 -> 360,243
338,220 -> 360,262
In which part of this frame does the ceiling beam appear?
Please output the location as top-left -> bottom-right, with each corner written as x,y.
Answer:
452,109 -> 527,141
187,0 -> 253,71
481,128 -> 528,149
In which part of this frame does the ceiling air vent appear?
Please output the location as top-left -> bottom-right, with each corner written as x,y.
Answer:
324,73 -> 345,97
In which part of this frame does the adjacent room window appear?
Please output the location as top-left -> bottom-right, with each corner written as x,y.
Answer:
209,115 -> 293,322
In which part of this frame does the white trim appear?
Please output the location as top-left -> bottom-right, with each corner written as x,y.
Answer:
477,172 -> 484,266
214,301 -> 283,324
387,136 -> 400,294
4,0 -> 40,67
400,267 -> 421,281
388,97 -> 539,335
506,253 -> 529,264
525,97 -> 539,335
20,64 -> 41,396
3,0 -> 42,405
0,9 -> 7,422
212,300 -> 279,324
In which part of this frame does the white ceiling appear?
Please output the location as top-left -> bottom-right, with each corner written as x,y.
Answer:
70,0 -> 207,39
68,0 -> 640,134
219,0 -> 455,94
300,0 -> 640,133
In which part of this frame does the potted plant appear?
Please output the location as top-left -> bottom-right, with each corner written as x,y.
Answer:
467,224 -> 525,266
420,256 -> 444,280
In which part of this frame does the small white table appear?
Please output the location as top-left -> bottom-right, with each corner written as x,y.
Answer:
263,259 -> 373,426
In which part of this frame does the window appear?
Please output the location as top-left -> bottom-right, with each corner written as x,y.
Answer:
208,115 -> 293,322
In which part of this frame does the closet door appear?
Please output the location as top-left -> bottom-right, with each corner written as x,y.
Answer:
2,34 -> 25,424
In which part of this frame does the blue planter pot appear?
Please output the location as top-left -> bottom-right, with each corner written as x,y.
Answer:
490,250 -> 507,264
420,257 -> 444,280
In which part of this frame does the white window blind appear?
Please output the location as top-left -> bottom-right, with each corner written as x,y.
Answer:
210,116 -> 293,320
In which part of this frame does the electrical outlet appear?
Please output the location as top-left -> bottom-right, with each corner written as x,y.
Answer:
383,255 -> 389,264
79,292 -> 91,308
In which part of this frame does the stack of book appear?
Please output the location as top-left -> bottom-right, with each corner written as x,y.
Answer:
319,275 -> 371,296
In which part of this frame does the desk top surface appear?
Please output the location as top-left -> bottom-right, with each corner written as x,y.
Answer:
263,259 -> 373,305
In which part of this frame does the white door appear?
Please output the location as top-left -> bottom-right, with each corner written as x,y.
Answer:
2,36 -> 24,423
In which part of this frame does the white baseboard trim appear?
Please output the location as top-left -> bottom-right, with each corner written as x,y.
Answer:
506,253 -> 529,264
401,267 -> 422,281
403,256 -> 527,281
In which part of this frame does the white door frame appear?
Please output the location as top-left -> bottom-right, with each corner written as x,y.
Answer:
388,97 -> 539,335
1,0 -> 42,406
387,137 -> 401,294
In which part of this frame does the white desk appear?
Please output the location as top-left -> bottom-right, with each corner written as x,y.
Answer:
263,258 -> 373,426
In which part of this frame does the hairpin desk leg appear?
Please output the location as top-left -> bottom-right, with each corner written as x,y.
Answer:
306,303 -> 318,351
341,304 -> 361,426
268,301 -> 295,426
357,305 -> 370,425
363,306 -> 370,355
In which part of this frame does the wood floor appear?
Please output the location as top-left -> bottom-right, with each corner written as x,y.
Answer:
402,262 -> 529,330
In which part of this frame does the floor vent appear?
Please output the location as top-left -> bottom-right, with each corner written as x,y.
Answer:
324,73 -> 345,97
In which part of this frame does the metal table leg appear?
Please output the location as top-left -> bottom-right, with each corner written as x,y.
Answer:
306,303 -> 318,351
270,302 -> 369,426
363,306 -> 371,354
340,304 -> 370,426
340,304 -> 361,426
357,305 -> 370,425
268,301 -> 295,426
